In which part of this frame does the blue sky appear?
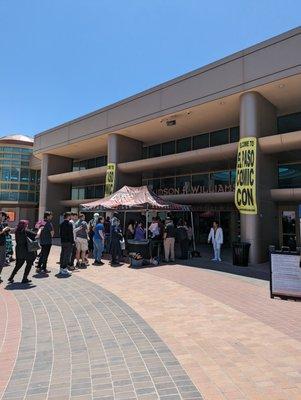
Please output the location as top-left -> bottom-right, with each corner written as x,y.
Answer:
0,0 -> 300,137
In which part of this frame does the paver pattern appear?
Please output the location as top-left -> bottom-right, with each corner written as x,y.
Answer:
0,264 -> 202,400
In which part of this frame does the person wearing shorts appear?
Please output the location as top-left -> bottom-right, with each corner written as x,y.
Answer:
74,213 -> 89,268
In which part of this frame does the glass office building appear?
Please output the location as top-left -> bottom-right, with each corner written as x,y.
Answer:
0,135 -> 40,225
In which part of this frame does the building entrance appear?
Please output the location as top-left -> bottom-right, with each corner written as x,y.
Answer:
193,207 -> 240,247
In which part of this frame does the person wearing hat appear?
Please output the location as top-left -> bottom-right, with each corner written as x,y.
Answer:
0,212 -> 10,284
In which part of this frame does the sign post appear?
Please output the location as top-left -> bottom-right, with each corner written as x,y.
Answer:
105,163 -> 116,197
235,137 -> 257,215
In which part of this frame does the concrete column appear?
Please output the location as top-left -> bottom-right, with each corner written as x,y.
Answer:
107,134 -> 143,190
39,154 -> 72,232
239,91 -> 278,264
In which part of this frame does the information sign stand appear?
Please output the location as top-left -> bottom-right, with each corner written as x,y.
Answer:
270,250 -> 301,301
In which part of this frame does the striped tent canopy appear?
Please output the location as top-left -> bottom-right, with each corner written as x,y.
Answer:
81,185 -> 190,212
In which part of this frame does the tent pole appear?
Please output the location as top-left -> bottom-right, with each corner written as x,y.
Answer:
191,211 -> 196,251
146,210 -> 149,239
123,212 -> 127,235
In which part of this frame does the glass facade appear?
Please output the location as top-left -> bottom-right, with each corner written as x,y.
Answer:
142,126 -> 239,158
279,163 -> 301,188
143,169 -> 236,194
0,146 -> 40,202
72,155 -> 107,171
71,184 -> 105,200
277,112 -> 301,134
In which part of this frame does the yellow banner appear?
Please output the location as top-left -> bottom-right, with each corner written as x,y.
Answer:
105,163 -> 116,197
234,137 -> 257,215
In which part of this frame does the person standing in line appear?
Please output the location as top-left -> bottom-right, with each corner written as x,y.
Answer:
109,217 -> 122,266
208,220 -> 223,262
8,220 -> 37,284
68,212 -> 78,270
36,211 -> 54,274
74,213 -> 89,268
103,216 -> 111,253
163,218 -> 176,262
0,212 -> 10,284
88,213 -> 99,258
176,219 -> 189,260
93,216 -> 105,266
59,212 -> 74,276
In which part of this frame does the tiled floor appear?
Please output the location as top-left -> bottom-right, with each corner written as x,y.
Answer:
0,260 -> 201,400
1,246 -> 301,400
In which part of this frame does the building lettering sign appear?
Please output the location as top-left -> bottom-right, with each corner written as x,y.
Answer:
155,184 -> 235,196
234,137 -> 257,215
105,163 -> 116,197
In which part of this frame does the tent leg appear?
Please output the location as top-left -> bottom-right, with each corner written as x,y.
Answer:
123,212 -> 127,235
146,211 -> 149,239
191,211 -> 196,251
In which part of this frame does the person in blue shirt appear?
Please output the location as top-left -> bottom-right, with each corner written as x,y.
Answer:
134,221 -> 146,241
93,216 -> 104,266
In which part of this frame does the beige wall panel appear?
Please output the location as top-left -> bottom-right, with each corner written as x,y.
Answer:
39,126 -> 69,149
244,35 -> 301,82
107,91 -> 161,127
160,59 -> 243,109
68,111 -> 108,139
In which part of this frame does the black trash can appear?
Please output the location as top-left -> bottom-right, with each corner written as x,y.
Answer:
232,242 -> 250,266
127,239 -> 150,259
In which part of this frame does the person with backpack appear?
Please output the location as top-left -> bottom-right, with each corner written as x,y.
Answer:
176,219 -> 189,260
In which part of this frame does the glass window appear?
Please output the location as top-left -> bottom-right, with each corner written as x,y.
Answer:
20,168 -> 29,182
0,192 -> 9,201
0,183 -> 9,190
279,164 -> 301,188
73,161 -> 80,171
147,179 -> 160,191
162,141 -> 175,156
87,158 -> 96,169
19,192 -> 28,202
30,170 -> 36,183
278,112 -> 301,134
148,144 -> 161,158
8,192 -> 18,201
79,160 -> 87,170
142,147 -> 148,159
27,193 -> 35,202
95,185 -> 104,198
95,156 -> 106,167
230,170 -> 236,185
175,175 -> 191,192
11,167 -> 20,181
210,129 -> 229,147
10,183 -> 19,190
193,133 -> 209,150
85,186 -> 94,199
78,187 -> 85,200
176,137 -> 191,153
210,171 -> 230,186
191,173 -> 209,187
160,177 -> 175,189
2,167 -> 10,181
20,184 -> 29,191
71,187 -> 78,200
230,126 -> 240,143
282,211 -> 296,250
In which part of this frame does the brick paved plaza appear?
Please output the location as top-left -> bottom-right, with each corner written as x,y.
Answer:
0,246 -> 301,400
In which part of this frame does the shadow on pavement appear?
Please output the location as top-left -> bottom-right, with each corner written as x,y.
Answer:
55,273 -> 72,279
5,282 -> 37,290
32,273 -> 50,279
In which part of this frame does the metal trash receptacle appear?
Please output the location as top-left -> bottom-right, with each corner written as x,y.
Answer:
127,239 -> 150,259
232,242 -> 250,266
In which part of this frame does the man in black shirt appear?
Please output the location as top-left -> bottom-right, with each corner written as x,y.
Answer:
37,211 -> 54,273
59,212 -> 74,276
0,211 -> 10,284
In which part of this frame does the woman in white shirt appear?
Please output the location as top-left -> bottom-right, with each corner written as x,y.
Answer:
208,221 -> 223,262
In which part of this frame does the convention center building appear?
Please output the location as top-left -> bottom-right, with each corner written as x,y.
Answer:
33,27 -> 301,264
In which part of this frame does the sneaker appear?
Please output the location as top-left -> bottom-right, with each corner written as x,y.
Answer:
218,258 -> 222,262
80,262 -> 87,269
75,261 -> 81,269
60,268 -> 71,276
68,265 -> 75,271
211,258 -> 217,261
